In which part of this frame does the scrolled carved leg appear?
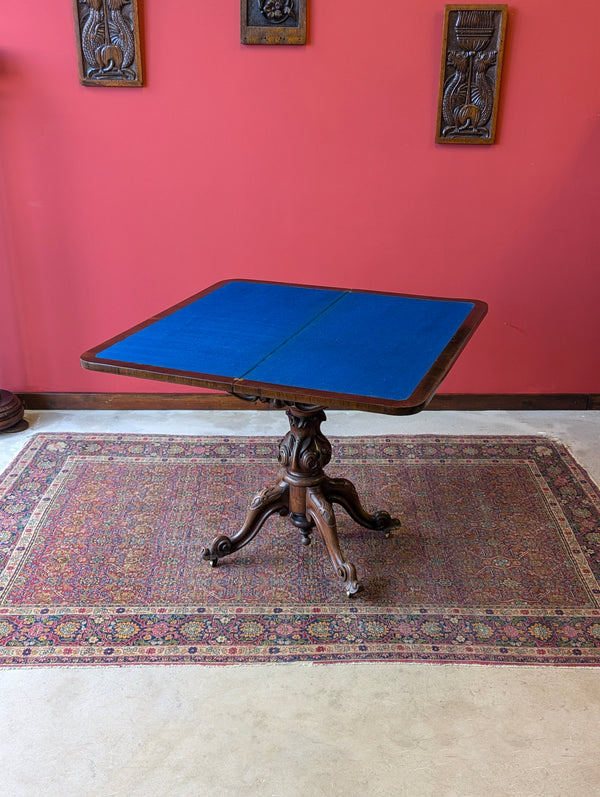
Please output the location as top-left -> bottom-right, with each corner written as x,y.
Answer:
306,485 -> 360,596
201,482 -> 289,566
323,476 -> 401,537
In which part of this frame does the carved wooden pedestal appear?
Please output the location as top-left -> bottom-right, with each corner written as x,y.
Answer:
201,405 -> 400,596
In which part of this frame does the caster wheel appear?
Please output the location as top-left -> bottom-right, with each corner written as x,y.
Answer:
209,558 -> 218,568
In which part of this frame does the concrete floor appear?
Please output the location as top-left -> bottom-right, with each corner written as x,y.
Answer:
0,409 -> 599,797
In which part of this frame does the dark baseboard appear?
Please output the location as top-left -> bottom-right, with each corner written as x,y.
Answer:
17,392 -> 600,411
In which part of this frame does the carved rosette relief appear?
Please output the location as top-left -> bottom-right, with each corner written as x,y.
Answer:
259,0 -> 297,24
436,5 -> 507,144
73,0 -> 143,86
241,0 -> 307,45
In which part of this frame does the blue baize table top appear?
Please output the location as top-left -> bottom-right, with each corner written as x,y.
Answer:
81,280 -> 487,415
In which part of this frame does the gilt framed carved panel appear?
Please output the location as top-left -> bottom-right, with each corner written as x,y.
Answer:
241,0 -> 307,45
436,5 -> 507,144
73,0 -> 144,87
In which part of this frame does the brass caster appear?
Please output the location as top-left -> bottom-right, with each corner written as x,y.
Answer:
209,558 -> 218,568
345,582 -> 361,598
346,585 -> 362,598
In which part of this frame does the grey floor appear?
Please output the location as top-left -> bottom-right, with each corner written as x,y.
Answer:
1,409 -> 599,797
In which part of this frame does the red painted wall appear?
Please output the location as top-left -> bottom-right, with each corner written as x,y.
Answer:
1,2 -> 599,395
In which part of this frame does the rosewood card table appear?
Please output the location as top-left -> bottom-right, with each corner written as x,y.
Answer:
81,280 -> 487,595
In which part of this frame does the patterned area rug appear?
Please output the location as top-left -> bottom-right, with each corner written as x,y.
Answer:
1,433 -> 599,667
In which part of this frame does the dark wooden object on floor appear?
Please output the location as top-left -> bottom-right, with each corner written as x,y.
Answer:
0,390 -> 27,433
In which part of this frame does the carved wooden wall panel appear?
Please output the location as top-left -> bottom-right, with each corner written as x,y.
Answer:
241,0 -> 307,45
436,5 -> 507,144
73,0 -> 144,87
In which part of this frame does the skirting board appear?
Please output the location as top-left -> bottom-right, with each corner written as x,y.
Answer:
16,393 -> 600,411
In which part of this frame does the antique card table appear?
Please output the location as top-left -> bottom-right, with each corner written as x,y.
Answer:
81,280 -> 487,595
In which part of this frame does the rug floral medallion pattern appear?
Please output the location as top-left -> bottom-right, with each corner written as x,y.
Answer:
0,433 -> 599,667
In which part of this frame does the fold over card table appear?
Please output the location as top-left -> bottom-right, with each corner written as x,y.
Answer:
81,280 -> 487,595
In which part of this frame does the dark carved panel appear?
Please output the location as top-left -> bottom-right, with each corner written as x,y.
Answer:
436,5 -> 507,144
73,0 -> 144,87
241,0 -> 307,45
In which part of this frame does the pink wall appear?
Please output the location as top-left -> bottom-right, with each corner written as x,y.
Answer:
1,2 -> 599,395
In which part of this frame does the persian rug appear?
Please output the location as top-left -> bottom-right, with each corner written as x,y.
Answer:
0,433 -> 599,668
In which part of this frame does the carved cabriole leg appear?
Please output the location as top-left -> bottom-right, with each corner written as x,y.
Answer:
201,482 -> 289,566
306,485 -> 360,596
322,477 -> 401,538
